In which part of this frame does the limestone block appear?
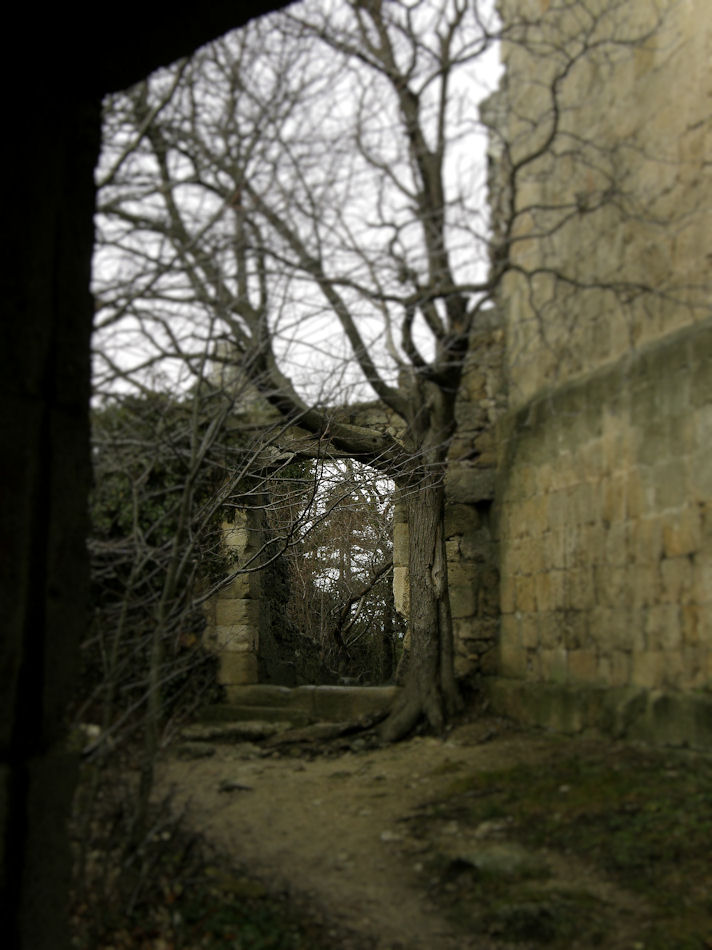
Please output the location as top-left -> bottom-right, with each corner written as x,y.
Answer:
547,490 -> 568,530
478,646 -> 499,676
563,525 -> 585,570
215,598 -> 259,628
693,404 -> 712,452
608,650 -> 632,688
452,616 -> 475,647
604,522 -> 632,569
681,604 -> 699,646
215,624 -> 257,652
499,639 -> 527,679
538,648 -> 568,683
644,604 -> 682,652
472,432 -> 498,468
393,566 -> 410,618
603,419 -> 633,475
516,537 -> 541,576
460,530 -> 494,563
629,609 -> 647,654
449,583 -> 476,619
691,350 -> 712,409
502,538 -> 521,575
631,650 -> 684,690
654,460 -> 690,512
537,611 -> 560,649
593,563 -> 625,609
311,685 -> 398,722
448,434 -> 479,462
629,564 -> 659,610
392,522 -> 409,567
454,653 -> 479,678
692,553 -> 712,606
691,448 -> 712,504
218,651 -> 259,686
578,439 -> 605,482
445,538 -> 461,563
663,505 -> 701,558
515,575 -> 537,613
519,614 -> 539,649
444,503 -> 480,540
631,516 -> 663,566
587,606 -> 615,653
500,572 -> 516,613
570,481 -> 599,528
561,611 -> 588,651
221,573 -> 251,599
567,649 -> 599,684
682,645 -> 705,688
446,467 -> 496,504
624,470 -> 651,521
222,516 -> 249,553
448,562 -> 475,589
660,556 -> 693,605
565,568 -> 595,612
547,528 -> 566,571
534,571 -> 552,613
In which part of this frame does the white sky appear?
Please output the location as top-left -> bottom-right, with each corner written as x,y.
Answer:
92,0 -> 503,405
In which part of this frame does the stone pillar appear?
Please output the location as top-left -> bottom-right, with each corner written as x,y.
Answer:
392,500 -> 410,622
445,310 -> 507,677
204,511 -> 261,693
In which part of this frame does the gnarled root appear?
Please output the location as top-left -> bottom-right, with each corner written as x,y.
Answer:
379,678 -> 459,743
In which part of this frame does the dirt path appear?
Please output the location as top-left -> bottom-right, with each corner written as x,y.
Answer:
160,720 -> 511,949
157,716 -> 711,949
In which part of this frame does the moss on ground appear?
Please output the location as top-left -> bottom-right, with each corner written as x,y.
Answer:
414,740 -> 712,948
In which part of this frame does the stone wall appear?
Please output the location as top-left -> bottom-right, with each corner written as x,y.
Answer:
495,0 -> 711,408
203,511 -> 261,691
484,0 -> 712,745
497,319 -> 712,691
390,309 -> 507,680
444,310 -> 508,676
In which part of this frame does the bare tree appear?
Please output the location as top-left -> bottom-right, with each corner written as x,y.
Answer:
95,0 -> 494,739
94,0 -> 677,739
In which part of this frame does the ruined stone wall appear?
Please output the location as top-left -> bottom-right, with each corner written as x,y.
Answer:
204,502 -> 327,694
487,0 -> 712,744
203,511 -> 262,692
496,0 -> 710,407
392,310 -> 507,679
445,310 -> 508,676
497,320 -> 712,688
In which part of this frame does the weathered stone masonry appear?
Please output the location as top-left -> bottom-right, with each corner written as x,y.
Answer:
492,319 -> 712,744
483,0 -> 712,747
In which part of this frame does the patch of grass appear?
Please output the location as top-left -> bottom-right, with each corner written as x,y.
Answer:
420,741 -> 712,947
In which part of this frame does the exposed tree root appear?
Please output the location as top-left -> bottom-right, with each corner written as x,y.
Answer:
379,678 -> 460,743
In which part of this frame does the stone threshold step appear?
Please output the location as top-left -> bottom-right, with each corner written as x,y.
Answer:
200,684 -> 399,724
198,704 -> 313,726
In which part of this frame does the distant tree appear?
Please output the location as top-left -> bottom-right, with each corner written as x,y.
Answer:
283,460 -> 404,682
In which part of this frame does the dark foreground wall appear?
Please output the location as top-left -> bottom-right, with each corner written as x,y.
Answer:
0,5 -> 284,947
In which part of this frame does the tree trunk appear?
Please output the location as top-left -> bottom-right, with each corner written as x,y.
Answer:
380,469 -> 461,742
